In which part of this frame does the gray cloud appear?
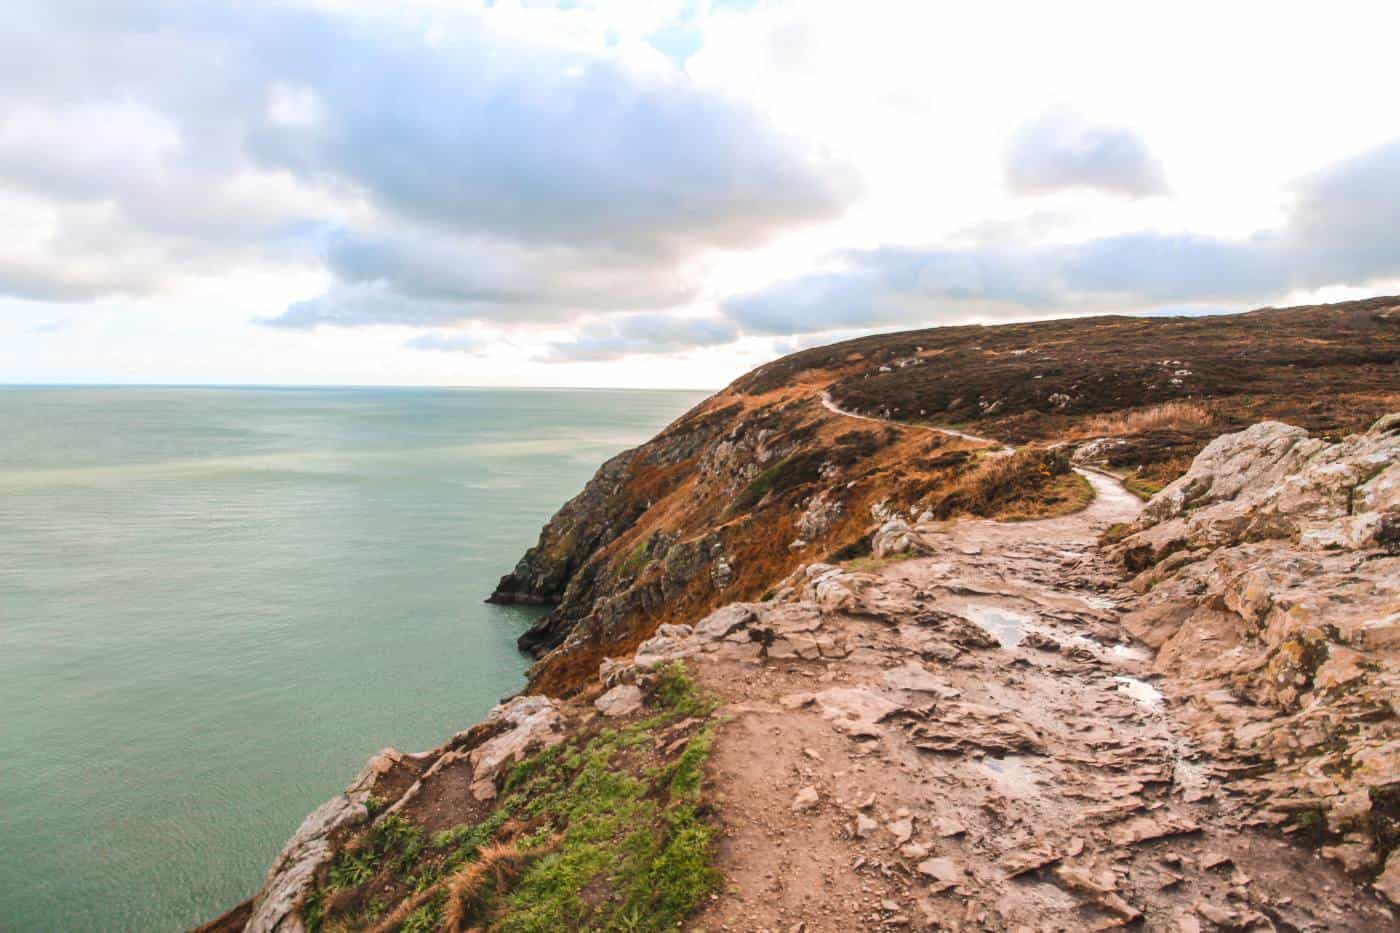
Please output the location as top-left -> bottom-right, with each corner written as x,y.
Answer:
727,135 -> 1400,335
536,313 -> 740,362
261,226 -> 698,328
0,1 -> 853,328
405,331 -> 491,355
1004,113 -> 1168,199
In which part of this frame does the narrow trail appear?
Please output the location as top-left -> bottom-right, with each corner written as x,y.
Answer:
675,393 -> 1388,930
820,390 -> 1016,456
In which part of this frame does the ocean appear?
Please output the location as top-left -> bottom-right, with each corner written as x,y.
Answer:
0,386 -> 705,931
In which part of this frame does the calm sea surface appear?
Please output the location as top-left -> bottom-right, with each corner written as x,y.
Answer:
0,386 -> 705,931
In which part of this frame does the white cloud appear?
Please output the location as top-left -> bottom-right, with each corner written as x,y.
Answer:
1004,112 -> 1167,199
0,0 -> 851,327
725,135 -> 1400,335
536,312 -> 740,362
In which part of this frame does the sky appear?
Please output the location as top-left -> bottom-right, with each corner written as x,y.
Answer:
2,0 -> 1399,388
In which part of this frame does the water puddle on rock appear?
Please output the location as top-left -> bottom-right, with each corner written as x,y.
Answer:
980,755 -> 1039,796
1070,635 -> 1153,663
1113,675 -> 1165,708
964,607 -> 1033,648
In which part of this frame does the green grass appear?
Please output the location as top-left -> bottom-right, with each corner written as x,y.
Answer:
621,538 -> 651,575
494,664 -> 720,932
1120,469 -> 1164,501
399,891 -> 444,933
733,459 -> 787,511
841,552 -> 913,573
307,664 -> 722,933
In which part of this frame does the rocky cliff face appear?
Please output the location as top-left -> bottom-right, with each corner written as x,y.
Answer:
496,297 -> 1399,697
1113,414 -> 1400,892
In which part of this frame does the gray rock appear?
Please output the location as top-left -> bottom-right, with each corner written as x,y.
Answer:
634,623 -> 696,669
792,785 -> 821,812
468,695 -> 565,800
916,857 -> 964,884
245,748 -> 400,932
594,684 -> 644,718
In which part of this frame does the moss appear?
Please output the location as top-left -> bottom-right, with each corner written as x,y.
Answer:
621,538 -> 651,575
1101,521 -> 1133,545
842,552 -> 914,573
1123,470 -> 1164,501
734,459 -> 787,511
650,662 -> 720,720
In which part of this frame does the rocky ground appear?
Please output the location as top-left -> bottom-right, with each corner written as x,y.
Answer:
631,465 -> 1393,931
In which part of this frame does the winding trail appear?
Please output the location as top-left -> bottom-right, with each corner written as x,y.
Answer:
678,391 -> 1385,930
820,389 -> 1016,456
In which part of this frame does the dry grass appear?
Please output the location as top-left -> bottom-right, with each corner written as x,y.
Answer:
1072,401 -> 1214,438
367,842 -> 535,933
441,842 -> 535,931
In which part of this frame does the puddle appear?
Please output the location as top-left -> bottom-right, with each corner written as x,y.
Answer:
1070,635 -> 1153,662
1114,675 -> 1165,708
964,606 -> 1033,648
980,755 -> 1039,796
1108,643 -> 1153,662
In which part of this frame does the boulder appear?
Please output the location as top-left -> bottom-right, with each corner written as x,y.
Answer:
634,623 -> 696,669
594,684 -> 644,718
468,696 -> 565,800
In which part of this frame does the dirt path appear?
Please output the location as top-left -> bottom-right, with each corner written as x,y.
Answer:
819,390 -> 1015,456
676,404 -> 1392,930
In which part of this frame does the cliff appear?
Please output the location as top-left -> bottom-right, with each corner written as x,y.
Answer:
493,297 -> 1399,697
206,296 -> 1400,931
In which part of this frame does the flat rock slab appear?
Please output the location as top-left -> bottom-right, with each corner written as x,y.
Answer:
594,684 -> 644,718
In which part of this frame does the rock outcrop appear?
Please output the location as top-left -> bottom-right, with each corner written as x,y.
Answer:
244,749 -> 399,933
1114,414 -> 1400,894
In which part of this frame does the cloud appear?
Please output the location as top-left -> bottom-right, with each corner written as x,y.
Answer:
537,313 -> 740,362
726,135 -> 1400,335
261,226 -> 698,328
405,331 -> 490,355
1004,112 -> 1168,199
25,317 -> 74,335
0,1 -> 853,327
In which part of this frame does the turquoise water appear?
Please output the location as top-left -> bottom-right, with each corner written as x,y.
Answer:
0,386 -> 705,932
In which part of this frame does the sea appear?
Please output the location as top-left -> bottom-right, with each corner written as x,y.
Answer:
0,386 -> 706,931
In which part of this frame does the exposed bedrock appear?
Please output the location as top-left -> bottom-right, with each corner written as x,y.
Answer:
1114,414 -> 1400,886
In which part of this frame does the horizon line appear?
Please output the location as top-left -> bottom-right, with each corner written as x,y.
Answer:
0,382 -> 720,392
